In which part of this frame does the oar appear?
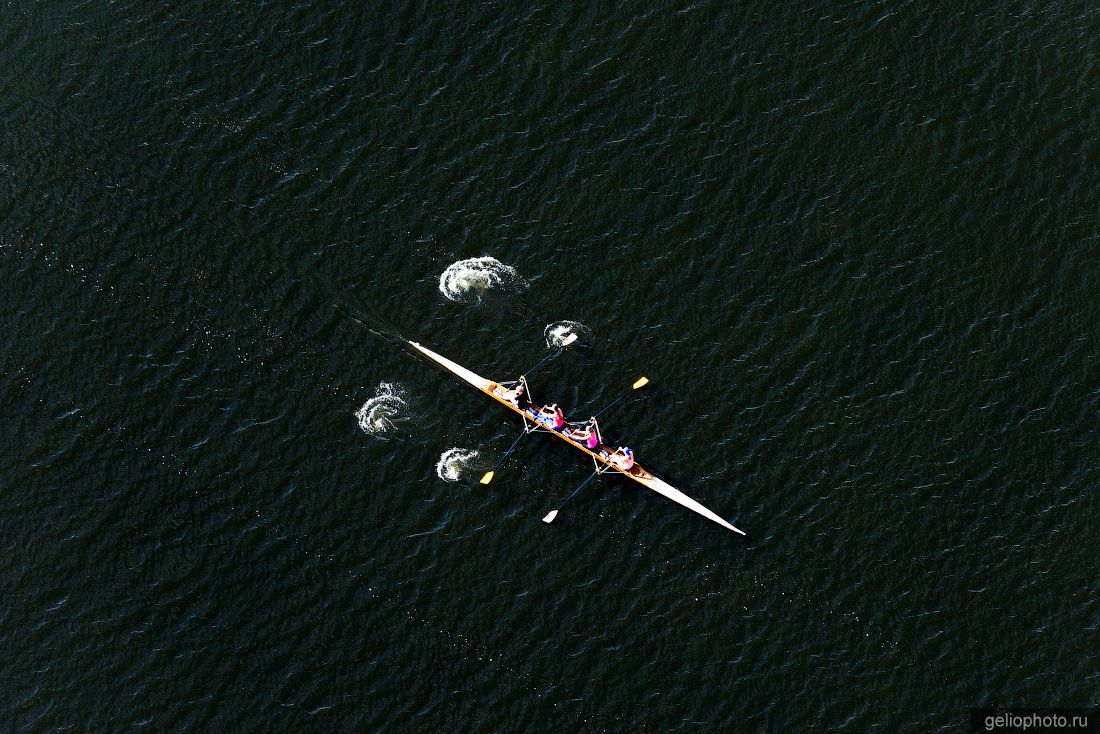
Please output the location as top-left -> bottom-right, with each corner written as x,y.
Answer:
542,470 -> 602,523
592,376 -> 650,419
479,429 -> 528,485
522,333 -> 578,377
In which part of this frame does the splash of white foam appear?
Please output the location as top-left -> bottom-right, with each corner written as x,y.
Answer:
439,256 -> 527,303
436,448 -> 480,482
544,320 -> 592,348
354,382 -> 408,439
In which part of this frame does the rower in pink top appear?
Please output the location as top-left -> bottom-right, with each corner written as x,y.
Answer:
566,418 -> 601,449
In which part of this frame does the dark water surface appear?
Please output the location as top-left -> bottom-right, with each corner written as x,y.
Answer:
3,0 -> 1098,730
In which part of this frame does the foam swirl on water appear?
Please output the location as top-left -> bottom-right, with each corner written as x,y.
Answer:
436,448 -> 480,481
545,320 -> 592,348
354,382 -> 408,439
439,256 -> 527,303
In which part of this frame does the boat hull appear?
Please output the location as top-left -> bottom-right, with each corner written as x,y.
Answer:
408,341 -> 745,535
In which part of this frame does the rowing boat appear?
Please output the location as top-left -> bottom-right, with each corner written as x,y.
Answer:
409,341 -> 745,535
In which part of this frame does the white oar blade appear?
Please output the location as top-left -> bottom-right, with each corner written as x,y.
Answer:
480,471 -> 494,485
542,510 -> 558,523
561,333 -> 578,346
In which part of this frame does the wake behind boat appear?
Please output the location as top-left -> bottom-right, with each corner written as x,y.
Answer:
408,339 -> 746,536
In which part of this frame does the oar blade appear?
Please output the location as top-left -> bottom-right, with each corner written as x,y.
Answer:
480,471 -> 495,485
542,510 -> 559,524
633,376 -> 649,389
560,333 -> 578,346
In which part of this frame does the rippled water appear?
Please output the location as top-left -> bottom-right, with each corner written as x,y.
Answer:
2,0 -> 1098,731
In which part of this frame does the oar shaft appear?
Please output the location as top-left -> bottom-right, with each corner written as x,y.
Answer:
496,431 -> 527,466
522,348 -> 561,378
592,376 -> 649,419
522,333 -> 577,377
542,469 -> 603,523
561,472 -> 598,506
480,426 -> 529,484
593,390 -> 631,418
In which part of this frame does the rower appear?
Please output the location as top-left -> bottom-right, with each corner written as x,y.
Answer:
565,418 -> 601,449
538,403 -> 565,430
500,381 -> 529,409
609,446 -> 634,471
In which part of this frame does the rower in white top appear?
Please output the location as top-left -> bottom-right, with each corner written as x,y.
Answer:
498,379 -> 530,409
609,446 -> 634,471
498,333 -> 578,410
